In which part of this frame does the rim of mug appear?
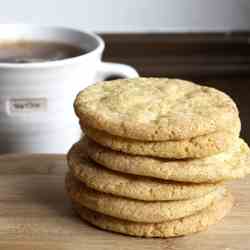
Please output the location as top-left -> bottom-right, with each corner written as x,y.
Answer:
0,24 -> 105,69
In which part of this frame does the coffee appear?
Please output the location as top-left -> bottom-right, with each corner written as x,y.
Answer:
0,40 -> 86,63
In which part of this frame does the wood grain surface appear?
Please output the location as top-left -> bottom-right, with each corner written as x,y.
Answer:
0,154 -> 249,250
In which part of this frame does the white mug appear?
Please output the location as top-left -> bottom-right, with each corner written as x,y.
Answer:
0,24 -> 138,154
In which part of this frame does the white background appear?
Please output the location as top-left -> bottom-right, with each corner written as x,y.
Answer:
0,0 -> 249,32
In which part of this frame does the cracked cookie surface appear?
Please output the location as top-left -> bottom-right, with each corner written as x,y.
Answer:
83,124 -> 240,159
74,77 -> 239,141
66,172 -> 225,223
72,190 -> 233,238
67,141 -> 221,200
84,137 -> 250,183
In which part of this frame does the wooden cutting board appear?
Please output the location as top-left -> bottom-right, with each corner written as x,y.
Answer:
0,154 -> 249,250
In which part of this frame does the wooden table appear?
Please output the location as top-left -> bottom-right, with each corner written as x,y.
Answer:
0,154 -> 249,250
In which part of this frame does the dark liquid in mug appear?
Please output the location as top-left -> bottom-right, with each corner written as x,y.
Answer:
0,40 -> 86,63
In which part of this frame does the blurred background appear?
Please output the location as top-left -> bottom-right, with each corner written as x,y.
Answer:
0,0 -> 249,32
0,0 -> 249,151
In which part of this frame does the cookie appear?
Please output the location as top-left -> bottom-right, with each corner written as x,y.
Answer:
74,77 -> 239,141
66,172 -> 225,223
72,190 -> 233,238
83,125 -> 240,159
68,141 -> 221,200
85,137 -> 250,183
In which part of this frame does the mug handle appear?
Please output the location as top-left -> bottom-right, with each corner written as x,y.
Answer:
97,62 -> 139,80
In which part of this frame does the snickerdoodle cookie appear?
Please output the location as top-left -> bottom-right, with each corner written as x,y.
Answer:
74,78 -> 239,141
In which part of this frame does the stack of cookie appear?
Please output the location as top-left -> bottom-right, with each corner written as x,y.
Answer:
66,78 -> 250,238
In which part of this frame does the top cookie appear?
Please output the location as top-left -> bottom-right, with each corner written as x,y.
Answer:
74,77 -> 239,141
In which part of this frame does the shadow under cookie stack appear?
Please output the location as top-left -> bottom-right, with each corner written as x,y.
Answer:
65,77 -> 250,238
